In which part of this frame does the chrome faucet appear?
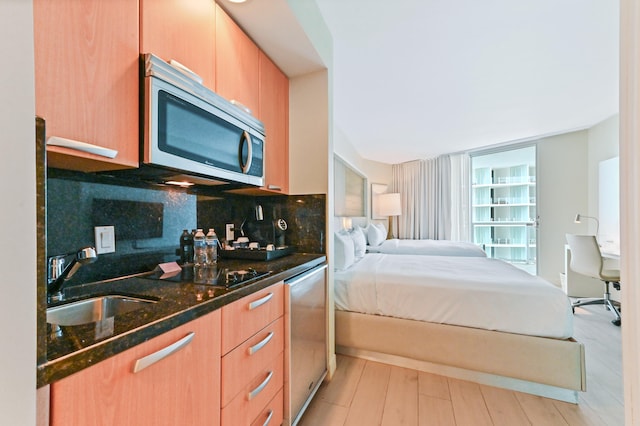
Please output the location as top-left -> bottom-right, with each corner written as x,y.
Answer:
47,247 -> 98,302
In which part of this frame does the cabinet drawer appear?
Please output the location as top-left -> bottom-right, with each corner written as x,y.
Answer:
250,388 -> 283,426
222,283 -> 283,354
221,352 -> 283,426
222,316 -> 284,407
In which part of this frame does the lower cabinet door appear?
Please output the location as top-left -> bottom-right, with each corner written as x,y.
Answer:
221,352 -> 284,426
50,310 -> 221,426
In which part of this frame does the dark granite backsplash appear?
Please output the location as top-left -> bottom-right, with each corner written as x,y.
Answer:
197,193 -> 326,254
46,170 -> 325,288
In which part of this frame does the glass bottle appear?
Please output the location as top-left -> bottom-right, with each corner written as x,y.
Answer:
179,229 -> 192,264
193,229 -> 206,266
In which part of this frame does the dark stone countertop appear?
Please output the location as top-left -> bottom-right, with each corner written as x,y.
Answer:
37,253 -> 326,387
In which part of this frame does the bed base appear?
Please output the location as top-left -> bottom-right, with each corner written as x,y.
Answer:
335,311 -> 586,403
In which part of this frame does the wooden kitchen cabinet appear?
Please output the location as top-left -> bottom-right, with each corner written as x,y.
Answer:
215,4 -> 260,117
50,310 -> 221,426
140,0 -> 216,89
259,52 -> 290,194
33,0 -> 139,172
221,352 -> 284,426
221,282 -> 284,426
221,316 -> 284,407
221,282 -> 284,354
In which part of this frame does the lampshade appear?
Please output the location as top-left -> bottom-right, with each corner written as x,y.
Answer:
377,193 -> 402,217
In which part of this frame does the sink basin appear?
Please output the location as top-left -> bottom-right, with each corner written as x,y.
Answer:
47,295 -> 158,326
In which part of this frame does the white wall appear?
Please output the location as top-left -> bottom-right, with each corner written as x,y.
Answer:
0,0 -> 37,424
289,70 -> 330,196
587,114 -> 620,233
537,130 -> 590,285
286,0 -> 338,378
334,126 -> 392,188
482,118 -> 618,287
620,2 -> 640,419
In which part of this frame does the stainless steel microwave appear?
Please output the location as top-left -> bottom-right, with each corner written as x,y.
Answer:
142,53 -> 265,187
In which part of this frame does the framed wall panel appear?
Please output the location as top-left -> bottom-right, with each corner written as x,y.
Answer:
334,155 -> 366,217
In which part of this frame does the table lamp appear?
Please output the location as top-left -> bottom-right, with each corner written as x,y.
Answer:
377,193 -> 402,239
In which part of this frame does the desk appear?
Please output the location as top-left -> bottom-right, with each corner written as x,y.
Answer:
563,244 -> 621,301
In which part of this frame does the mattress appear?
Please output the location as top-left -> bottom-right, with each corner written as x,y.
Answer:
366,239 -> 486,257
334,253 -> 573,339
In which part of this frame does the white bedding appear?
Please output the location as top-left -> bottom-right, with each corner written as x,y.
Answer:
366,239 -> 486,257
334,253 -> 573,339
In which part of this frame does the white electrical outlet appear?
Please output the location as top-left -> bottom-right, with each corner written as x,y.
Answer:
226,223 -> 235,242
94,226 -> 116,254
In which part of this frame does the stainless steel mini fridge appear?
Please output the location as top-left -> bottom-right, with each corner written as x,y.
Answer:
284,264 -> 328,426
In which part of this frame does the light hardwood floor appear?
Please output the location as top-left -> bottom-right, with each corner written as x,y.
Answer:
299,303 -> 623,426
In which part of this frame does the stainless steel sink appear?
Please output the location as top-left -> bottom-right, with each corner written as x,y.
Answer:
47,295 -> 158,326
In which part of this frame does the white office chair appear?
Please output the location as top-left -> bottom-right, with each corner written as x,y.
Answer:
566,234 -> 621,326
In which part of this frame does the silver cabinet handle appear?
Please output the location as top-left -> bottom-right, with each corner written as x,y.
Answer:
248,292 -> 273,310
262,409 -> 274,426
248,332 -> 274,355
248,371 -> 273,400
267,185 -> 282,191
47,136 -> 118,159
133,332 -> 195,373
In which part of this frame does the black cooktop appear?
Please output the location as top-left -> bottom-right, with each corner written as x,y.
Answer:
146,265 -> 271,289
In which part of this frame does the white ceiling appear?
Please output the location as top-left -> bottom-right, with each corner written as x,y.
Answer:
221,0 -> 620,165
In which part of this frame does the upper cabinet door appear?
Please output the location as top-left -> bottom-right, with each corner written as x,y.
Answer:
215,5 -> 260,117
259,52 -> 289,194
34,0 -> 139,171
140,0 -> 216,89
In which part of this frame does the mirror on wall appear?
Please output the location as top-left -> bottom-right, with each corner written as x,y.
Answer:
334,155 -> 367,217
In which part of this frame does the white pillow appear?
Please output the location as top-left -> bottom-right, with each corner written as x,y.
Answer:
359,225 -> 369,245
334,231 -> 355,270
350,227 -> 367,260
368,222 -> 387,247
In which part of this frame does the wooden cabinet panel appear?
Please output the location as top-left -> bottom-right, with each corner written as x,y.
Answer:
259,52 -> 290,194
50,311 -> 221,426
140,0 -> 216,89
215,4 -> 260,117
33,0 -> 139,171
221,352 -> 284,426
221,316 -> 284,407
250,388 -> 284,426
221,282 -> 284,355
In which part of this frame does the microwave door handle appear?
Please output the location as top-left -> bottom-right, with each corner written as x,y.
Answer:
239,131 -> 253,174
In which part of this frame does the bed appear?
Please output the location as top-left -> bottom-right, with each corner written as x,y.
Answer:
333,252 -> 586,402
360,223 -> 486,257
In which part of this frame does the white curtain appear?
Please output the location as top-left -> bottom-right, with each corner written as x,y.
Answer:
449,152 -> 471,241
391,154 -> 470,241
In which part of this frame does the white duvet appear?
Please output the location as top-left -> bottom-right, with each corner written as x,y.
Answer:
335,253 -> 573,339
367,239 -> 487,257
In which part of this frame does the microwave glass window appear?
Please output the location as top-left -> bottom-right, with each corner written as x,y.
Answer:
157,90 -> 263,176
